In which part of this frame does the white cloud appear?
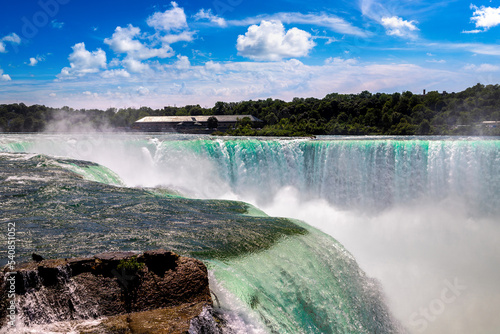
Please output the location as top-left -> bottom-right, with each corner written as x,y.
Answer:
88,4 -> 193,79
160,31 -> 195,44
469,5 -> 500,31
0,68 -> 11,81
122,57 -> 150,73
425,42 -> 500,56
145,2 -> 194,47
9,57 -> 483,110
381,16 -> 419,38
101,69 -> 131,78
51,20 -> 64,29
204,61 -> 223,72
104,24 -> 174,60
0,33 -> 21,53
325,57 -> 358,66
427,59 -> 446,64
174,55 -> 191,69
226,12 -> 367,37
137,86 -> 150,96
29,57 -> 39,66
28,55 -> 45,66
194,9 -> 226,27
58,42 -> 107,78
104,25 -> 174,60
147,2 -> 188,32
2,33 -> 21,44
462,29 -> 483,34
49,93 -> 57,97
464,63 -> 500,72
361,0 -> 450,22
105,25 -> 144,54
237,20 -> 316,61
83,91 -> 100,99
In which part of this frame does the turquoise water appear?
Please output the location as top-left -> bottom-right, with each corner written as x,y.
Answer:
0,135 -> 402,333
1,134 -> 499,333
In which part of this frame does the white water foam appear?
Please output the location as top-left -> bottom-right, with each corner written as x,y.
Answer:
255,186 -> 500,334
208,271 -> 268,334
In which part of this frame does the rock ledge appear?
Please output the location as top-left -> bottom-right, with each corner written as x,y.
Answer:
1,250 -> 223,333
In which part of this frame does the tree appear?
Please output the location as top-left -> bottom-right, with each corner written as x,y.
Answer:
417,119 -> 431,135
207,116 -> 218,129
9,117 -> 24,132
213,101 -> 226,115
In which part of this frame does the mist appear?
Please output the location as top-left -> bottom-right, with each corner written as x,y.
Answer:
257,186 -> 500,334
42,109 -> 116,133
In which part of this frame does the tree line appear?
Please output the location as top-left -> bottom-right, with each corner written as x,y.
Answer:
1,83 -> 499,136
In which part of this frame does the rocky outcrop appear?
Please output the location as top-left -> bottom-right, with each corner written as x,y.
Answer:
0,250 -> 222,333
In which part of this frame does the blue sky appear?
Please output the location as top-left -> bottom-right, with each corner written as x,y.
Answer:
1,0 -> 500,108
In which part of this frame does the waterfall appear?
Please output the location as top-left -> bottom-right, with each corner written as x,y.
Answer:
2,135 -> 498,215
1,134 -> 499,333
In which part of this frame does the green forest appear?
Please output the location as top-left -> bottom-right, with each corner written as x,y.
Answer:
1,83 -> 499,136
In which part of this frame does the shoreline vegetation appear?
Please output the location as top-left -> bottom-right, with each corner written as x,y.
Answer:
1,83 -> 500,136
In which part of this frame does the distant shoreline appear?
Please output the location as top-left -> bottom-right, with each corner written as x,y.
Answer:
1,83 -> 499,137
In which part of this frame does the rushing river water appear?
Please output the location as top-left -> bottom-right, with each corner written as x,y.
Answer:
1,133 -> 499,333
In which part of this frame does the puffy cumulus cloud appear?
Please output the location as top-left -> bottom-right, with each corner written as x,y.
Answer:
469,5 -> 500,31
58,3 -> 194,81
381,16 -> 419,38
0,33 -> 21,53
0,68 -> 11,81
104,25 -> 144,54
122,58 -> 151,73
174,55 -> 191,70
28,57 -> 39,66
237,20 -> 316,61
28,55 -> 45,67
148,2 -> 194,45
147,2 -> 188,32
58,43 -> 107,78
104,25 -> 174,60
194,9 -> 226,27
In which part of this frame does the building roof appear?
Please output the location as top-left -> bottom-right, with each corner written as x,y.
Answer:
135,115 -> 262,123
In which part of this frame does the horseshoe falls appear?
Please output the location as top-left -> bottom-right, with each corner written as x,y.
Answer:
1,134 -> 499,334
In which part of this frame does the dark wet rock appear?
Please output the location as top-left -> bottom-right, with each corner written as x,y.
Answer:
0,250 -> 220,333
32,253 -> 44,262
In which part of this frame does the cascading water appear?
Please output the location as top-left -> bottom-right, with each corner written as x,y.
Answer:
1,134 -> 499,333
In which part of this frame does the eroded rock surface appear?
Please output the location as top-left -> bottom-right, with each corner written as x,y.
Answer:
1,250 -> 222,333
